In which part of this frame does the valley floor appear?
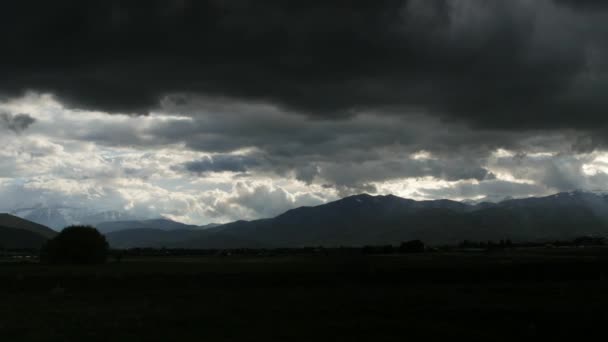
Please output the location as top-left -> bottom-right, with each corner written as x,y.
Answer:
2,249 -> 608,341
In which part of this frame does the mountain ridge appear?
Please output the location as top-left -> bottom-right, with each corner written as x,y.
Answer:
0,214 -> 57,249
10,191 -> 608,249
110,191 -> 608,248
96,218 -> 200,234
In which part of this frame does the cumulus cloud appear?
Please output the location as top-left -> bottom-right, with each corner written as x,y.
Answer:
487,151 -> 608,193
212,182 -> 330,220
1,93 -> 606,220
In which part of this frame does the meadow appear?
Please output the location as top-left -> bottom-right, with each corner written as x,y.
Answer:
2,249 -> 608,341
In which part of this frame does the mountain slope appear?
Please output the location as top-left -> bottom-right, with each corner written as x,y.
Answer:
203,195 -> 471,247
105,228 -> 266,249
79,211 -> 141,226
96,219 -> 199,234
0,214 -> 57,249
0,226 -> 50,249
100,191 -> 608,249
104,229 -> 201,249
185,192 -> 608,247
0,214 -> 57,238
468,191 -> 608,241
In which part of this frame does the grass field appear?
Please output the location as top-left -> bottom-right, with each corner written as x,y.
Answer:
2,249 -> 608,341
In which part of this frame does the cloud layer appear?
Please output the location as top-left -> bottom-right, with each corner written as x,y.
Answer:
1,1 -> 608,131
2,2 -> 608,224
1,93 -> 607,224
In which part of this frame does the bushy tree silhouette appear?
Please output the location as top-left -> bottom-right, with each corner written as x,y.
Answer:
41,226 -> 109,264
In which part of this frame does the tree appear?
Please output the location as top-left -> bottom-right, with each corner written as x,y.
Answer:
41,226 -> 109,264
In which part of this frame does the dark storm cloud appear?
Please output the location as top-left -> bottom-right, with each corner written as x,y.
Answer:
101,94 -> 589,189
182,154 -> 259,175
0,112 -> 36,133
21,88 -> 593,191
553,0 -> 608,10
317,157 -> 493,187
2,0 -> 608,131
155,96 -> 561,157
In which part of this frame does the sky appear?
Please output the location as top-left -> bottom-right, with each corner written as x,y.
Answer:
2,0 -> 608,224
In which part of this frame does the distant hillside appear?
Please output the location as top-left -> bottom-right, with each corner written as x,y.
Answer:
0,214 -> 57,238
0,226 -> 50,249
0,214 -> 57,249
101,191 -> 608,249
97,218 -> 199,234
104,229 -> 201,249
202,194 -> 476,247
79,211 -> 141,226
105,228 -> 264,249
180,191 -> 608,248
199,223 -> 221,229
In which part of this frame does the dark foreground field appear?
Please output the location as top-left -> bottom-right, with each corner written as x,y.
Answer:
3,249 -> 608,341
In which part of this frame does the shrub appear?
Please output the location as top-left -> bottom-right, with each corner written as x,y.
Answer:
41,226 -> 109,264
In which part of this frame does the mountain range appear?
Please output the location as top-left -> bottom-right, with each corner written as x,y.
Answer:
97,219 -> 202,234
6,191 -> 608,250
104,190 -> 608,248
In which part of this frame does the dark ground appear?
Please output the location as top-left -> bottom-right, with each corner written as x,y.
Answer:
2,248 -> 608,341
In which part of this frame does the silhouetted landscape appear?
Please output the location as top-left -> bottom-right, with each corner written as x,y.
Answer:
11,191 -> 608,249
6,0 -> 608,340
4,192 -> 608,339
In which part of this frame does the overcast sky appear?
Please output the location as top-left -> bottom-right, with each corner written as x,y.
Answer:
2,0 -> 608,224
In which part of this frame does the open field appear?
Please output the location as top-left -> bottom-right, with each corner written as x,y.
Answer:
3,249 -> 608,341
